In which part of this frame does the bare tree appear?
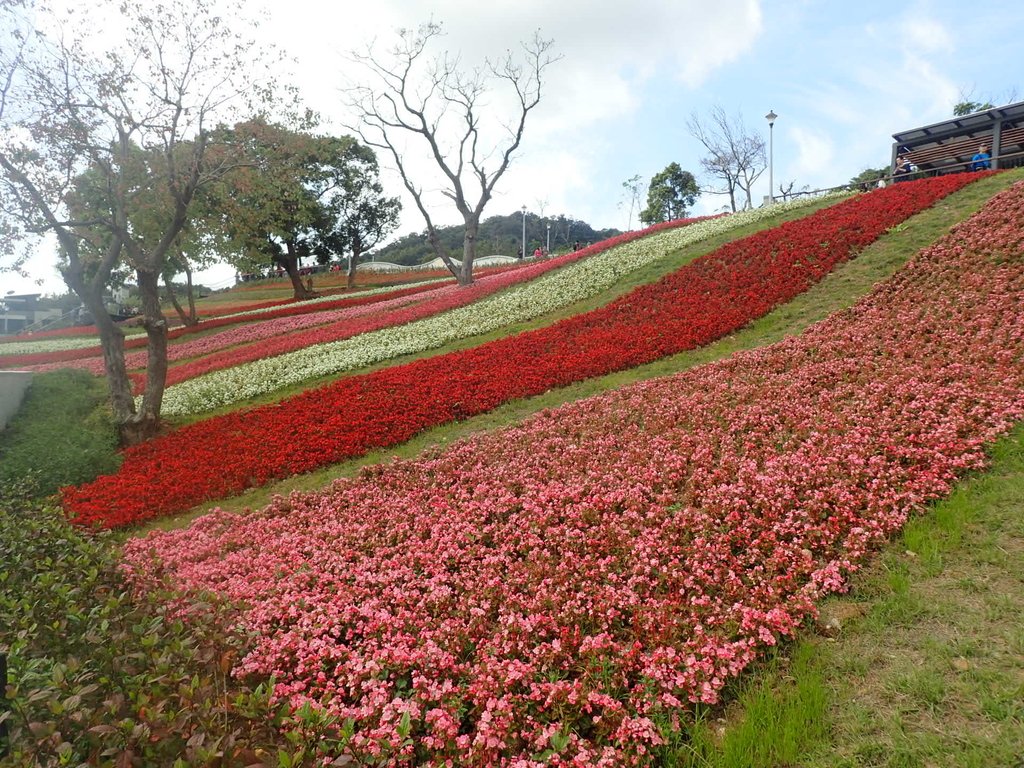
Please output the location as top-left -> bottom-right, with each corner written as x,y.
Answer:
0,0 -> 280,444
687,106 -> 767,212
344,22 -> 558,286
619,174 -> 644,231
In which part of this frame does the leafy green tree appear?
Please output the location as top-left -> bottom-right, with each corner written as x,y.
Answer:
206,119 -> 330,300
0,0 -> 280,444
209,120 -> 397,299
315,144 -> 401,289
640,163 -> 700,224
953,100 -> 994,116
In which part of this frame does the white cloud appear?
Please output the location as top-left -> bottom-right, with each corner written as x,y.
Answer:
785,126 -> 837,190
904,18 -> 953,54
253,0 -> 764,231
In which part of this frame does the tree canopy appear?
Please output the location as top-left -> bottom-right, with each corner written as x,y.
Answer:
206,120 -> 400,298
847,167 -> 889,191
0,0 -> 282,444
640,163 -> 700,225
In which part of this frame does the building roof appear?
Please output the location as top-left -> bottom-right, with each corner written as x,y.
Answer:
891,100 -> 1024,173
893,100 -> 1024,145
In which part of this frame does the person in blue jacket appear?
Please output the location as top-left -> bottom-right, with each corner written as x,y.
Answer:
971,144 -> 991,171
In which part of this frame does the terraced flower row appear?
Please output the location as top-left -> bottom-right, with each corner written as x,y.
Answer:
156,196 -> 833,416
5,221 -> 706,365
4,225 -> 713,362
145,217 -> 743,390
0,278 -> 451,365
121,179 -> 1024,766
135,227 -> 722,389
27,279 -> 452,382
63,176 -> 973,528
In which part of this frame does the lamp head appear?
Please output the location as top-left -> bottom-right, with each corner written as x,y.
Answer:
765,110 -> 777,126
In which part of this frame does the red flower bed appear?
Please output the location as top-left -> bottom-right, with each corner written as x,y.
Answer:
120,178 -> 1024,765
63,175 -> 981,528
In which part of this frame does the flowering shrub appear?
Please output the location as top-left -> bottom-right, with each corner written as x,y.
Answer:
156,198 -> 830,415
120,179 -> 1024,765
63,177 -> 973,527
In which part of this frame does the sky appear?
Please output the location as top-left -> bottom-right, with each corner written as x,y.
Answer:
5,0 -> 1023,296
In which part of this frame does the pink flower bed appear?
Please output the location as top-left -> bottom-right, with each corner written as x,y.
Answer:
117,178 -> 1024,765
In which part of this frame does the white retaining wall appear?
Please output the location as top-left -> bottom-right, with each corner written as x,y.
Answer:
0,371 -> 33,431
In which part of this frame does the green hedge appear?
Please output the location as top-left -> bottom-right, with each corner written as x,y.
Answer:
0,486 -> 346,767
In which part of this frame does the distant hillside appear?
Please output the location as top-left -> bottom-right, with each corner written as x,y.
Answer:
373,212 -> 621,265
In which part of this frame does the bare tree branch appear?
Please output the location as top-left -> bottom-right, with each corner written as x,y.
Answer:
343,22 -> 559,285
687,106 -> 766,212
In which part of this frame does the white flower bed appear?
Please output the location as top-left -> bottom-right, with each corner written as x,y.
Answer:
158,195 -> 843,416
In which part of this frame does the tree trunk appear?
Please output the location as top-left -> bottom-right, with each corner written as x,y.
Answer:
164,270 -> 199,327
276,243 -> 318,300
184,261 -> 198,323
90,295 -> 137,423
117,268 -> 168,445
62,263 -> 139,444
458,219 -> 480,286
347,234 -> 362,289
426,227 -> 464,285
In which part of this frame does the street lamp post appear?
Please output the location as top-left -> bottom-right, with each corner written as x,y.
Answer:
765,110 -> 777,204
520,205 -> 527,258
546,223 -> 551,255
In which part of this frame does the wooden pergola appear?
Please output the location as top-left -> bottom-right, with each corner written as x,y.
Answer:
892,100 -> 1024,174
